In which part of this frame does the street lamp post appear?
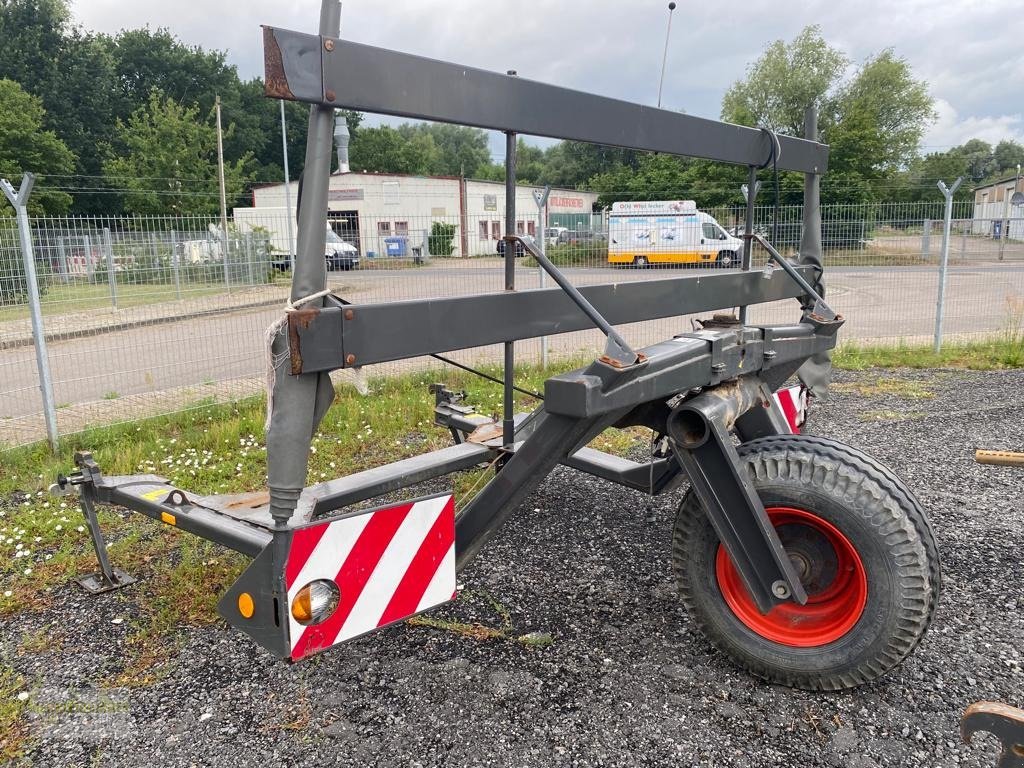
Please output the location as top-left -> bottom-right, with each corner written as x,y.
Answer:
657,2 -> 677,109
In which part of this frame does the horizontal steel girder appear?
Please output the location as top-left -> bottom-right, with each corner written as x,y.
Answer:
262,27 -> 829,174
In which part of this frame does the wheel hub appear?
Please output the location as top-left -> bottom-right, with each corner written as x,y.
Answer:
715,506 -> 868,648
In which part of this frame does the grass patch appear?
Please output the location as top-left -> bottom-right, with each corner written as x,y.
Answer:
0,664 -> 29,763
834,337 -> 1024,371
0,282 -> 237,323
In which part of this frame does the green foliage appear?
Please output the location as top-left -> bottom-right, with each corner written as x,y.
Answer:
0,79 -> 75,214
0,218 -> 48,306
104,91 -> 250,215
350,125 -> 440,175
721,26 -> 848,135
428,221 -> 456,256
827,50 -> 935,180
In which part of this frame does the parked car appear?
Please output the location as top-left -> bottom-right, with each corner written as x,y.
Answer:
567,230 -> 607,246
325,227 -> 359,270
544,227 -> 568,247
496,234 -> 536,258
273,225 -> 359,271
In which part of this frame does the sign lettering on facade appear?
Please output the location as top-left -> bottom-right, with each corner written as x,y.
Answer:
328,189 -> 364,201
549,196 -> 586,210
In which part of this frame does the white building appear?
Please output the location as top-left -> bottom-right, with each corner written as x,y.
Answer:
235,171 -> 600,258
972,175 -> 1024,240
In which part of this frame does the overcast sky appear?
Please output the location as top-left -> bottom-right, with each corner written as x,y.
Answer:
72,0 -> 1024,160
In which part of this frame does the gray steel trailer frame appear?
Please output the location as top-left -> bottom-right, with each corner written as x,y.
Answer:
60,1 -> 849,660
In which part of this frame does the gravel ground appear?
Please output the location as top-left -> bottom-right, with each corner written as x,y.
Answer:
4,367 -> 1023,767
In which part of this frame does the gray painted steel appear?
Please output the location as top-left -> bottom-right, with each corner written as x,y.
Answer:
289,266 -> 820,373
265,1 -> 340,525
264,28 -> 829,174
667,377 -> 807,613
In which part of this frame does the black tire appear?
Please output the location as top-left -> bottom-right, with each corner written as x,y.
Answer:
716,250 -> 736,268
672,434 -> 940,691
634,255 -> 648,268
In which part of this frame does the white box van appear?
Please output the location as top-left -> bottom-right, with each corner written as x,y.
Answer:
607,200 -> 743,268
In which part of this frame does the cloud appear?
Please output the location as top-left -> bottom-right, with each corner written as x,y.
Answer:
69,0 -> 1024,156
924,99 -> 1024,151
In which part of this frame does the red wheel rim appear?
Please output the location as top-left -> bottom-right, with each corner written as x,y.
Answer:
715,506 -> 868,647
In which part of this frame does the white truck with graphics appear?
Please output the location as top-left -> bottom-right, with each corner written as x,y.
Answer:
607,200 -> 743,268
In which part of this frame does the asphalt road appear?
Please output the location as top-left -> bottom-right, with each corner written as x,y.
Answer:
3,261 -> 1024,422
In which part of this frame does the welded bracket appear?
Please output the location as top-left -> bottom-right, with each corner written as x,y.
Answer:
666,379 -> 807,613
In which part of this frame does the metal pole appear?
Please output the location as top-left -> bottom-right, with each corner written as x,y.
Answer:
738,168 -> 758,324
56,236 -> 69,283
999,187 -> 1011,261
533,185 -> 551,369
1,174 -> 59,451
656,2 -> 677,108
280,99 -> 296,273
102,227 -> 117,309
503,129 -> 517,449
922,219 -> 931,261
934,177 -> 963,353
215,95 -> 231,291
266,0 -> 341,525
170,229 -> 182,299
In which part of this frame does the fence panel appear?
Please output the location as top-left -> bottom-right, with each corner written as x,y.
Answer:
2,200 -> 1024,449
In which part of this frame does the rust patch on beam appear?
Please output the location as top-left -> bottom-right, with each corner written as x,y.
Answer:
287,308 -> 319,374
263,27 -> 294,100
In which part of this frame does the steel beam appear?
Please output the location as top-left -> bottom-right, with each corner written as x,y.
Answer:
262,28 -> 829,174
289,266 -> 821,373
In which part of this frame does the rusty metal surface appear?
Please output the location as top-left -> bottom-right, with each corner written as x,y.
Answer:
975,450 -> 1024,467
287,308 -> 319,375
467,422 -> 503,444
962,701 -> 1024,768
262,27 -> 294,99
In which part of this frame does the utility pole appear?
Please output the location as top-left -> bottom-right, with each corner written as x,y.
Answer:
215,95 -> 231,286
280,99 -> 296,271
657,2 -> 677,108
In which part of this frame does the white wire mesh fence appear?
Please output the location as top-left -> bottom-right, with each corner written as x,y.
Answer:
2,199 -> 1023,449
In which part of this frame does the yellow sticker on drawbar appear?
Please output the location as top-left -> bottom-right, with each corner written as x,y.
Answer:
141,488 -> 168,501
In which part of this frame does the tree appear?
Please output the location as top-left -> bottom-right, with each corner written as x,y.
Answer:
417,124 -> 490,176
826,51 -> 934,180
103,91 -> 249,215
349,125 -> 440,175
721,26 -> 848,135
994,140 -> 1024,175
0,79 -> 76,214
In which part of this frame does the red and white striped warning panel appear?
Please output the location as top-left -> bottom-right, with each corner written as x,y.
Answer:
773,384 -> 809,434
285,494 -> 456,661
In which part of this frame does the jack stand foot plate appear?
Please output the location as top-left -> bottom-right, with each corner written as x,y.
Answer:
75,568 -> 137,594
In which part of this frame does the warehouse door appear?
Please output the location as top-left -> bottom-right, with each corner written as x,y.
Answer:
328,210 -> 361,255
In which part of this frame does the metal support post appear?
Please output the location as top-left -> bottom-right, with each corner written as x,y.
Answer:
503,130 -> 517,450
999,194 -> 1011,261
532,185 -> 551,368
1,173 -> 59,451
280,99 -> 297,273
934,177 -> 963,353
216,95 -> 232,292
960,220 -> 968,261
922,219 -> 932,261
739,168 -> 758,324
170,229 -> 182,299
102,227 -> 117,309
56,236 -> 70,283
265,0 -> 341,525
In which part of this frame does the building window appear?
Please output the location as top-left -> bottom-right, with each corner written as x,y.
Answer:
377,221 -> 391,234
394,221 -> 409,234
516,220 -> 525,235
491,221 -> 501,239
527,221 -> 536,236
479,220 -> 490,240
